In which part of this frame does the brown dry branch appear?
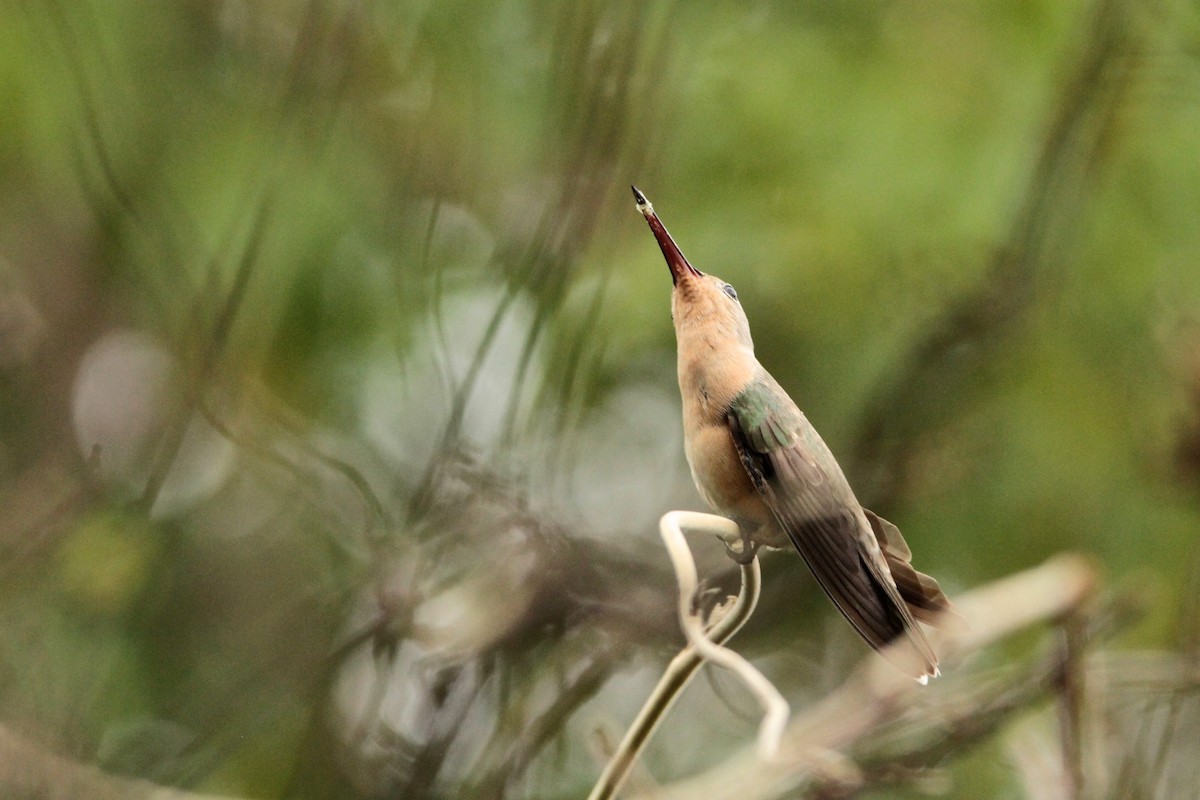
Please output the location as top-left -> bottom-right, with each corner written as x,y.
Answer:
630,554 -> 1101,800
839,580 -> 1140,800
1055,613 -> 1089,800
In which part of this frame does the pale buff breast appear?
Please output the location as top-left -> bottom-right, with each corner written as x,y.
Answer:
683,418 -> 772,525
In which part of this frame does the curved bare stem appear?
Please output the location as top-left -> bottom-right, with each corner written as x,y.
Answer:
659,511 -> 789,759
587,511 -> 788,800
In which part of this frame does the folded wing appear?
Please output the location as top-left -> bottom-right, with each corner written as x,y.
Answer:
727,376 -> 940,678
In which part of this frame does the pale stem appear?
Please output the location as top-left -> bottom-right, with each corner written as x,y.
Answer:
587,511 -> 788,800
659,511 -> 790,759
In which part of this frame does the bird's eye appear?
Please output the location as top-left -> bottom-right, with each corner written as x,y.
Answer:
723,283 -> 739,301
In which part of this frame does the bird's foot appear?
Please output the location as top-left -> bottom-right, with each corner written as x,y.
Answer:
721,530 -> 760,565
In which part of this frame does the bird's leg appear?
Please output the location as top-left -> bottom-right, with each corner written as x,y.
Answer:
721,522 -> 760,565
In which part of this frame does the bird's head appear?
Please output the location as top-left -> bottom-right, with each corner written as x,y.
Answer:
632,186 -> 753,351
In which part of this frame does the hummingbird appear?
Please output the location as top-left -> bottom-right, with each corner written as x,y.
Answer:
632,185 -> 953,682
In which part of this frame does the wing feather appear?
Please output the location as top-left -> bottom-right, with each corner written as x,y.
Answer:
727,378 -> 940,677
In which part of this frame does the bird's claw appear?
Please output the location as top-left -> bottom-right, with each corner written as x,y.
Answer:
721,532 -> 759,565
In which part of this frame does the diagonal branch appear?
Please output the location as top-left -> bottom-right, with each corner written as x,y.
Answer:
634,553 -> 1100,800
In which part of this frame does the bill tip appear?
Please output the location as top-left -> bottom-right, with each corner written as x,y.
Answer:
631,185 -> 653,216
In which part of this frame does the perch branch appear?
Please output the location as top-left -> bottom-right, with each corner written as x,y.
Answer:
587,511 -> 783,800
658,511 -> 789,759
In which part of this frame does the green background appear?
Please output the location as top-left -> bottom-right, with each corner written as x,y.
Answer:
1,1 -> 1198,797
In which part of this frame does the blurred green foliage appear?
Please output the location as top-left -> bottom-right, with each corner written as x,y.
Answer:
2,0 -> 1200,798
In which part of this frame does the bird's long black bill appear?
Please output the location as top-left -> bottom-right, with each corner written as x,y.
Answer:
631,185 -> 703,285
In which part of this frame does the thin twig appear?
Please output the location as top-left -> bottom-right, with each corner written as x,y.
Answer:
136,197 -> 272,515
1056,612 -> 1088,800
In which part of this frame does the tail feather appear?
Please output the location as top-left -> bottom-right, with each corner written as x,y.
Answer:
864,509 -> 963,629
